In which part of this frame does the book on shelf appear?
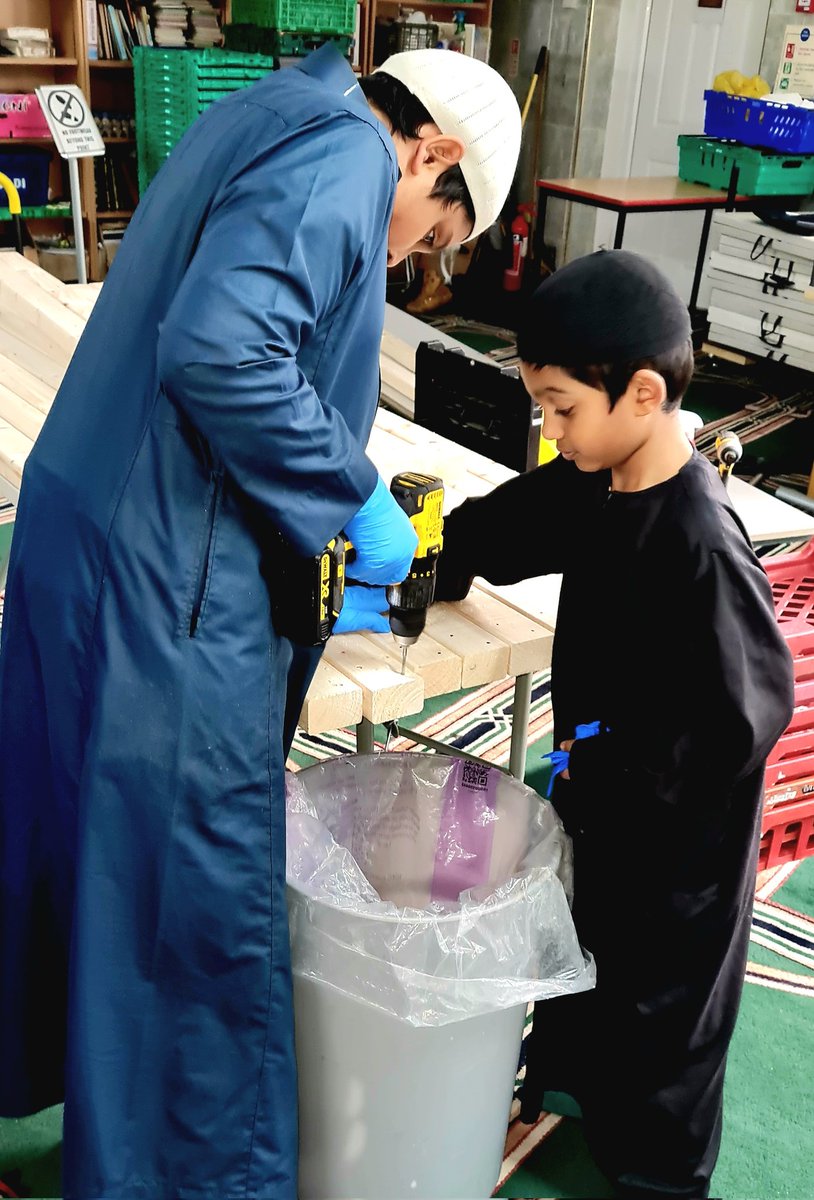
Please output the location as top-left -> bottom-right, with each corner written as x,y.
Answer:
0,27 -> 55,57
187,0 -> 221,48
85,1 -> 99,59
95,151 -> 138,213
96,2 -> 154,60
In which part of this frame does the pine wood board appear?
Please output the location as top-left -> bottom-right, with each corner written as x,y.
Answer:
0,327 -> 66,390
322,633 -> 425,724
359,629 -> 464,698
477,576 -> 562,631
456,586 -> 554,675
0,274 -> 84,366
424,602 -> 510,688
297,659 -> 364,735
0,420 -> 34,490
0,353 -> 56,415
0,382 -> 46,442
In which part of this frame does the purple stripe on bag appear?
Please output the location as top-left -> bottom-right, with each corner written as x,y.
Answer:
431,759 -> 498,903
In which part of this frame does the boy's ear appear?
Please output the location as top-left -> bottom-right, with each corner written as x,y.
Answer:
409,131 -> 466,176
629,368 -> 667,415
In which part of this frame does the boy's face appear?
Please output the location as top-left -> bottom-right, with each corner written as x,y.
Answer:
386,129 -> 473,265
519,363 -> 664,473
388,188 -> 472,265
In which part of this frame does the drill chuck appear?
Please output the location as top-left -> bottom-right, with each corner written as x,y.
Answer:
386,573 -> 436,647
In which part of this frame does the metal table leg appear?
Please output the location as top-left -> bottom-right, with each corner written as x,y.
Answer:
356,717 -> 376,754
508,673 -> 533,780
613,211 -> 627,249
689,207 -> 714,315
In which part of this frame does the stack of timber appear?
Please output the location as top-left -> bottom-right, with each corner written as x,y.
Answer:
0,250 -> 102,502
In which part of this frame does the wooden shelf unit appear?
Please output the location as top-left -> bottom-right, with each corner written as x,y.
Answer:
364,0 -> 492,72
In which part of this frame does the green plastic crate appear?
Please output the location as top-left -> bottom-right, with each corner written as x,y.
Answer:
677,135 -> 814,196
230,0 -> 356,34
134,47 -> 275,194
224,23 -> 351,56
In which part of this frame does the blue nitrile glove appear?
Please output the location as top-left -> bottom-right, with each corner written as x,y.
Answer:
344,476 -> 419,586
542,720 -> 603,797
333,584 -> 390,635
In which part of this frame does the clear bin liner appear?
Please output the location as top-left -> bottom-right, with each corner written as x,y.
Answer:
286,754 -> 595,1027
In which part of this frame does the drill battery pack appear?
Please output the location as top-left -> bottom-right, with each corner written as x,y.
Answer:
269,533 -> 347,647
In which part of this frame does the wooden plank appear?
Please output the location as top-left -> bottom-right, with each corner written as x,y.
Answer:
0,328 -> 66,389
63,282 -> 103,320
0,274 -> 84,365
0,382 -> 46,442
380,328 -> 415,371
323,633 -> 424,724
455,587 -> 554,674
379,356 -> 415,405
0,249 -> 70,301
0,421 -> 34,490
478,576 -> 562,631
424,603 -> 510,688
297,659 -> 364,735
0,353 -> 56,415
360,629 -> 464,698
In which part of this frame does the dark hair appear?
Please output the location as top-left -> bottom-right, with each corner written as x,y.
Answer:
519,340 -> 695,412
359,71 -> 476,228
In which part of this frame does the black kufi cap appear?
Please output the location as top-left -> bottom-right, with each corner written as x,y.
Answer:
517,250 -> 692,366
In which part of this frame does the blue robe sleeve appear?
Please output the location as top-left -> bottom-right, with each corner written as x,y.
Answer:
156,115 -> 394,555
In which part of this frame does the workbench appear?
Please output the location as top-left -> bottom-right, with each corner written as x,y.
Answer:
298,406 -> 814,774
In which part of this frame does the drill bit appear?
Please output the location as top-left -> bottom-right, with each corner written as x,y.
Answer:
400,645 -> 408,675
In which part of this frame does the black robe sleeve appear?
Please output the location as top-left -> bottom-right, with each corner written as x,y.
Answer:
435,455 -> 601,601
567,541 -> 794,810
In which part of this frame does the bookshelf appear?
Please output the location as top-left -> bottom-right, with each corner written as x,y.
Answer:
364,0 -> 492,72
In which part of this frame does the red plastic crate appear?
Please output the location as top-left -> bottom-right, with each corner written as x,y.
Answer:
759,794 -> 814,871
765,541 -> 814,684
765,692 -> 814,792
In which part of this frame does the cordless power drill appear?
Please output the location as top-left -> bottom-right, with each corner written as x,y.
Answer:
269,473 -> 444,658
385,472 -> 445,673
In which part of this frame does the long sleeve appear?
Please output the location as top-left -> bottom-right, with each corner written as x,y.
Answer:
156,116 -> 394,556
568,541 -> 795,810
435,455 -> 601,601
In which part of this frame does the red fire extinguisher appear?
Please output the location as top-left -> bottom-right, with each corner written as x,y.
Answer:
503,204 -> 532,292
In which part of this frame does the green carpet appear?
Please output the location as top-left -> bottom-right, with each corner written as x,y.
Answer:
1,675 -> 811,1200
497,857 -> 814,1200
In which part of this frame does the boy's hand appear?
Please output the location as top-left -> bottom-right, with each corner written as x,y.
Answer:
559,739 -> 574,779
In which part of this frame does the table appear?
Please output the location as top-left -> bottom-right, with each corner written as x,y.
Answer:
533,175 -> 794,313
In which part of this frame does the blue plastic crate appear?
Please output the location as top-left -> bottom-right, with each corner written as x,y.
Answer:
703,89 -> 814,153
0,146 -> 51,206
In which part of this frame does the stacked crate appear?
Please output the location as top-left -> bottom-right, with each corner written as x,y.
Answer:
133,46 -> 275,195
224,0 -> 356,64
759,542 -> 814,871
701,211 -> 814,371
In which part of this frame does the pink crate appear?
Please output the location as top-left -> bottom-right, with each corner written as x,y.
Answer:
0,93 -> 50,139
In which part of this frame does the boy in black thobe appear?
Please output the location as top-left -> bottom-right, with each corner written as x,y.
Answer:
434,251 -> 795,1198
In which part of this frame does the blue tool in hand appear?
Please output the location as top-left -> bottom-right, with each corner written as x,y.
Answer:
542,720 -> 603,797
